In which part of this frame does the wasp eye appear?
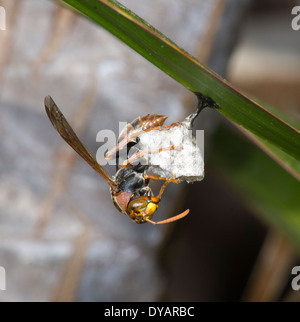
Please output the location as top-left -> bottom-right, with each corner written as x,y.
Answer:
128,199 -> 148,213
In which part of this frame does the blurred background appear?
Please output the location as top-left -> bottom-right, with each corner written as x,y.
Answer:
0,0 -> 300,301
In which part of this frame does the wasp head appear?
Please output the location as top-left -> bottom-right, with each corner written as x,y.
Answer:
127,196 -> 160,224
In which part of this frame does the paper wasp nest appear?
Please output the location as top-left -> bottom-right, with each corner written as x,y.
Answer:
134,116 -> 204,183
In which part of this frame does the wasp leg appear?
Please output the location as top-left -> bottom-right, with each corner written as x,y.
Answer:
105,124 -> 136,161
121,145 -> 182,167
144,174 -> 180,185
157,179 -> 172,198
123,122 -> 181,143
135,121 -> 181,135
144,174 -> 190,225
118,122 -> 181,156
148,178 -> 179,205
105,122 -> 181,162
145,179 -> 189,225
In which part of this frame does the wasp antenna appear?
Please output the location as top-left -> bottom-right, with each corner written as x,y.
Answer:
146,209 -> 189,225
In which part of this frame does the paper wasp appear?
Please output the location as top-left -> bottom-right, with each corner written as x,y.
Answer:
45,96 -> 194,225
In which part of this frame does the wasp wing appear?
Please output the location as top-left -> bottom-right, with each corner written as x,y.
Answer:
45,95 -> 116,188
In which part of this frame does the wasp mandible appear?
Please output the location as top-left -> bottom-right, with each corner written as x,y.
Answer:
44,96 -> 197,225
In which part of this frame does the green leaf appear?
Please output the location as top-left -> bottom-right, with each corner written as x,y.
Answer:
210,123 -> 300,249
60,0 -> 300,177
